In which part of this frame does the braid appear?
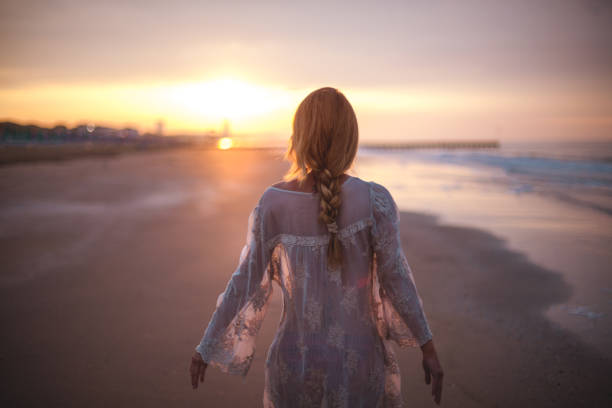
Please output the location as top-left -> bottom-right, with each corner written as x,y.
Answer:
312,167 -> 343,271
284,86 -> 359,279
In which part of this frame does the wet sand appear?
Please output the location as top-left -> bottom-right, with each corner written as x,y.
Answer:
0,142 -> 195,166
0,148 -> 610,407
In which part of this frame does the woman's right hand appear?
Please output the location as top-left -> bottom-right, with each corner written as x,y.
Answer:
190,351 -> 208,389
421,339 -> 444,405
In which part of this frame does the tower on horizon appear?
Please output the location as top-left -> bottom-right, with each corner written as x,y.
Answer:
156,119 -> 165,137
222,119 -> 230,139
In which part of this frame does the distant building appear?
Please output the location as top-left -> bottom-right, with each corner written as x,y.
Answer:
0,121 -> 142,144
156,120 -> 165,137
119,128 -> 139,139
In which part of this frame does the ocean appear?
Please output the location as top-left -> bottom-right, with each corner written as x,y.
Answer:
357,140 -> 612,216
353,139 -> 612,357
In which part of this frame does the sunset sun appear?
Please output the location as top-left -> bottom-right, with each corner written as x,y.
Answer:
168,78 -> 291,124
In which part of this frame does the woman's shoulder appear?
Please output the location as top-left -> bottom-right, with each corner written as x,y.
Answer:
269,179 -> 297,191
261,176 -> 389,199
343,177 -> 393,202
367,180 -> 393,198
256,183 -> 312,213
343,178 -> 396,218
366,181 -> 398,220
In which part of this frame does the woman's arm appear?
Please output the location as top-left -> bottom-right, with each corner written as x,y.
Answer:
370,182 -> 433,346
371,182 -> 443,404
192,202 -> 274,379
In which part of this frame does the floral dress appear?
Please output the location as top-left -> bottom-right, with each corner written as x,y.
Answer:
195,176 -> 433,407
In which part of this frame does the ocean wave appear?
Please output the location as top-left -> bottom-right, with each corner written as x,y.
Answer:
359,141 -> 612,216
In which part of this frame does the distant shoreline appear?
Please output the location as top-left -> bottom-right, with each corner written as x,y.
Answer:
0,143 -> 293,166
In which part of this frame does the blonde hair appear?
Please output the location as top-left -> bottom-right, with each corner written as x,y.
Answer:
283,87 -> 359,270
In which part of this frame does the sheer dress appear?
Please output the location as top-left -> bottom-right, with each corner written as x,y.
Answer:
195,176 -> 433,407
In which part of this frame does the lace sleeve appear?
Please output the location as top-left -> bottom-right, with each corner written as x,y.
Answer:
194,202 -> 274,376
369,182 -> 433,348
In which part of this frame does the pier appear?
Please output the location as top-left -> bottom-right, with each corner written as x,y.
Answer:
361,140 -> 499,150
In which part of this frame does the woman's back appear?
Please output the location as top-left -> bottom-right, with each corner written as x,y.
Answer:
197,175 -> 433,407
264,175 -> 387,407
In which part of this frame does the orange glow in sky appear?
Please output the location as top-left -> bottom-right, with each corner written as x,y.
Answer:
1,77 -> 610,145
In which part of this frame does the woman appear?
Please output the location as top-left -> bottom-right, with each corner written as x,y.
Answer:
190,87 -> 444,407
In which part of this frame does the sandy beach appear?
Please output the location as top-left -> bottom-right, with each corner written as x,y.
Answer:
0,148 -> 610,407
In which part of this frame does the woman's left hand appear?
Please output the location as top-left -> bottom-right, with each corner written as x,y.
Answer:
421,340 -> 444,405
190,351 -> 208,389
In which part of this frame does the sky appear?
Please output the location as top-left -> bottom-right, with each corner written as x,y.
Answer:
1,0 -> 611,145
